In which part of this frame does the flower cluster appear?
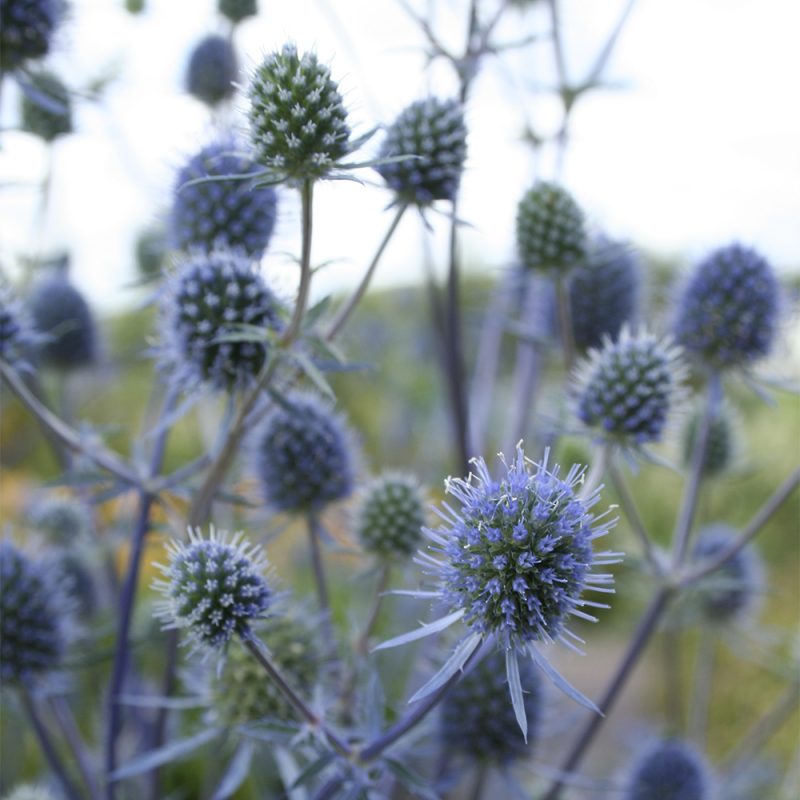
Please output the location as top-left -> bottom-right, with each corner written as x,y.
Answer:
185,34 -> 238,107
377,97 -> 467,206
0,0 -> 60,71
170,141 -> 278,258
624,740 -> 710,800
20,69 -> 72,142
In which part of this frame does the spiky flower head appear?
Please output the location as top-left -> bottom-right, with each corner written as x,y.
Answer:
355,472 -> 426,561
255,394 -> 355,513
153,527 -> 272,651
170,141 -> 278,258
20,68 -> 72,142
211,614 -> 319,726
574,327 -> 685,445
625,739 -> 710,800
0,280 -> 36,369
0,541 -> 67,684
248,44 -> 351,182
160,250 -> 283,392
674,243 -> 779,369
27,273 -> 96,370
569,236 -> 641,351
516,181 -> 587,273
31,495 -> 93,545
691,524 -> 763,624
185,34 -> 238,107
441,648 -> 541,764
218,0 -> 257,24
682,405 -> 736,477
0,0 -> 60,71
376,97 -> 467,206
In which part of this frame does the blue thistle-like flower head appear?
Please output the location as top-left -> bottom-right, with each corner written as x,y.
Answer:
31,495 -> 93,545
27,273 -> 96,370
674,243 -> 779,369
682,404 -> 737,477
170,141 -> 278,258
0,541 -> 68,684
20,68 -> 72,142
218,0 -> 257,24
160,250 -> 283,392
185,34 -> 238,107
0,280 -> 36,369
255,393 -> 356,513
516,181 -> 587,273
691,524 -> 763,624
574,327 -> 686,445
440,648 -> 541,764
376,97 -> 467,206
0,0 -> 60,71
355,472 -> 426,561
625,739 -> 711,800
248,44 -> 352,182
152,527 -> 272,650
569,236 -> 641,351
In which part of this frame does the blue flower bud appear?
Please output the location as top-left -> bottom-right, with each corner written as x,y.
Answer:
185,34 -> 238,107
0,0 -> 60,71
218,0 -> 257,24
625,740 -> 711,800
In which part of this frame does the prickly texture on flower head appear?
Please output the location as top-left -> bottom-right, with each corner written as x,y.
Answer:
153,528 -> 271,650
185,34 -> 238,107
355,472 -> 426,560
441,649 -> 541,764
255,393 -> 355,513
212,614 -> 319,725
161,250 -> 283,391
429,447 -> 617,645
31,495 -> 93,545
674,243 -> 779,369
0,281 -> 36,368
569,236 -> 640,351
248,44 -> 351,181
0,0 -> 60,71
0,541 -> 67,684
625,739 -> 710,800
682,405 -> 735,477
170,141 -> 278,258
20,68 -> 72,142
218,0 -> 257,24
516,181 -> 586,273
691,524 -> 762,624
574,327 -> 685,445
376,97 -> 467,206
27,273 -> 96,370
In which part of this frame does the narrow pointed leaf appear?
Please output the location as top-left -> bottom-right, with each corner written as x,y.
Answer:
408,631 -> 482,703
110,727 -> 221,780
289,751 -> 337,790
506,648 -> 528,742
371,608 -> 465,652
211,740 -> 254,800
528,644 -> 601,715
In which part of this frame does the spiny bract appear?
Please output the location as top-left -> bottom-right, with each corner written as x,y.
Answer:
516,181 -> 587,273
152,527 -> 272,650
355,472 -> 426,560
255,394 -> 355,513
440,648 -> 541,764
20,68 -> 72,142
674,243 -> 779,369
170,141 -> 278,258
0,0 -> 60,71
625,739 -> 710,800
248,44 -> 351,181
569,236 -> 640,351
376,97 -> 467,206
0,541 -> 67,684
185,34 -> 238,107
218,0 -> 257,24
161,250 -> 283,391
574,327 -> 684,445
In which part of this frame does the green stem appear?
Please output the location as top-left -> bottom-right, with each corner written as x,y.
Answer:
555,274 -> 575,374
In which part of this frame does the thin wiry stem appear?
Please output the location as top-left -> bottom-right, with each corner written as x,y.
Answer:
662,627 -> 685,735
49,695 -> 103,800
579,440 -> 613,501
282,179 -> 315,344
688,630 -> 716,748
555,275 -> 576,374
307,514 -> 338,663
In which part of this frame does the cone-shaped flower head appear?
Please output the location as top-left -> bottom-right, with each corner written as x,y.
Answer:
691,524 -> 763,624
0,541 -> 67,684
355,472 -> 426,560
161,250 -> 283,392
170,141 -> 278,258
153,527 -> 272,650
185,34 -> 238,107
569,236 -> 640,351
28,273 -> 96,369
218,0 -> 257,24
682,405 -> 735,477
625,740 -> 710,800
674,243 -> 779,369
574,327 -> 685,445
212,614 -> 319,726
0,281 -> 36,369
0,0 -> 60,71
516,181 -> 587,273
255,394 -> 355,513
31,496 -> 93,545
248,44 -> 351,182
20,69 -> 72,142
376,97 -> 467,206
441,648 -> 541,764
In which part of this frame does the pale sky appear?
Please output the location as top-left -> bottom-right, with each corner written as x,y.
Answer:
1,0 -> 798,311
